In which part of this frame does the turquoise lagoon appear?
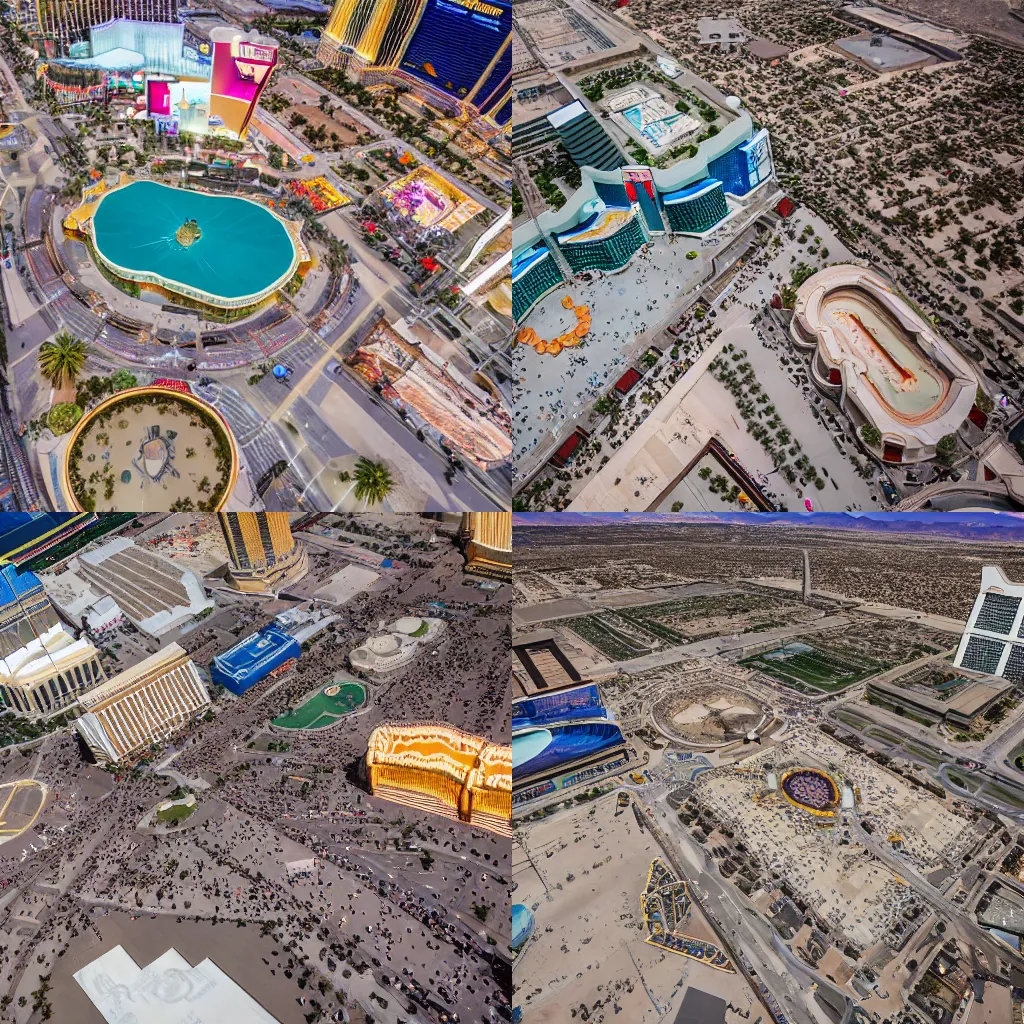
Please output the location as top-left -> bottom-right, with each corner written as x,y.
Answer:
91,180 -> 296,303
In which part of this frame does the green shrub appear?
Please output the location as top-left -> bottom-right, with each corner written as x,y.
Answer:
49,402 -> 83,435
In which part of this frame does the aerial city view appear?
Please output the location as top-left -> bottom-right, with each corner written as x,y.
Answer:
512,512 -> 1024,1024
511,0 -> 1024,512
0,509 -> 512,1023
0,0 -> 512,512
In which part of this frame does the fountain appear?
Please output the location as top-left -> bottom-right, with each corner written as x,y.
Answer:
175,218 -> 202,247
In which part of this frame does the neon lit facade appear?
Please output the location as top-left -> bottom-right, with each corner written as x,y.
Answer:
218,513 -> 308,593
36,0 -> 178,55
459,512 -> 511,580
366,723 -> 512,837
40,20 -> 277,140
318,0 -> 510,125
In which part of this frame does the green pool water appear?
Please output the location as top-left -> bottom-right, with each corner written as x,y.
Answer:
91,180 -> 296,301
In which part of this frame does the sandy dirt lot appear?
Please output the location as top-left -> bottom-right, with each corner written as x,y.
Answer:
514,791 -> 754,1024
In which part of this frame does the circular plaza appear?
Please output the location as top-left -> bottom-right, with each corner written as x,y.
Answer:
779,768 -> 840,816
62,386 -> 238,511
84,180 -> 300,309
651,683 -> 764,747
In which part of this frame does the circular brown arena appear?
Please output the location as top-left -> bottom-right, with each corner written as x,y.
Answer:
651,683 -> 763,747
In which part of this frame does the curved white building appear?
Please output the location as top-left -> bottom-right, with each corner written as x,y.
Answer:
0,622 -> 104,716
349,616 -> 444,674
790,265 -> 978,463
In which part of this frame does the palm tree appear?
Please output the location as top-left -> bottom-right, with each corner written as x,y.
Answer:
38,331 -> 88,391
352,457 -> 394,507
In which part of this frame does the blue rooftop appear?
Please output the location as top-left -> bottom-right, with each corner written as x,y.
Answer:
0,564 -> 44,608
0,513 -> 93,565
210,625 -> 301,695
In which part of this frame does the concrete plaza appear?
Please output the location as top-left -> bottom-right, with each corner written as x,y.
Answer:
513,237 -> 710,469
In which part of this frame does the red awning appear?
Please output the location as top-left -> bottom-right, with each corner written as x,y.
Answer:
152,379 -> 191,393
614,368 -> 642,394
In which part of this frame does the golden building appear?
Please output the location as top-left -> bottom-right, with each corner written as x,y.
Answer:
218,513 -> 309,593
459,512 -> 511,582
74,643 -> 210,764
318,0 -> 426,73
366,723 -> 512,837
0,622 -> 104,716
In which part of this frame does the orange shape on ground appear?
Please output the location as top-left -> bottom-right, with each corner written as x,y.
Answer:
516,296 -> 590,357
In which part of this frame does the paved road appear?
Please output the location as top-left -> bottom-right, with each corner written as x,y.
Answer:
646,792 -> 820,1024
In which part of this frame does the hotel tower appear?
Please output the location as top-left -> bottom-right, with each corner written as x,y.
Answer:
218,513 -> 308,594
317,0 -> 510,125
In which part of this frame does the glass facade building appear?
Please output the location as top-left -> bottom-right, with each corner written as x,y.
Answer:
662,179 -> 729,233
556,211 -> 647,274
400,0 -> 510,99
512,245 -> 563,322
708,128 -> 773,196
37,0 -> 178,53
319,0 -> 510,122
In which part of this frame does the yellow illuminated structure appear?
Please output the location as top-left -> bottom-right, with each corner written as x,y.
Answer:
459,512 -> 511,582
319,0 -> 425,73
218,513 -> 309,593
366,723 -> 511,837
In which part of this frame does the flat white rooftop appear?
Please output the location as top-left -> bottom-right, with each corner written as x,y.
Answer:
74,945 -> 280,1023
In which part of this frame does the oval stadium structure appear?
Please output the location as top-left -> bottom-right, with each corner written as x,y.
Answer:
790,265 -> 977,464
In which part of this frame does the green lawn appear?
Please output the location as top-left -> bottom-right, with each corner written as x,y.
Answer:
409,621 -> 429,637
742,645 -> 881,692
272,682 -> 367,730
157,800 -> 195,823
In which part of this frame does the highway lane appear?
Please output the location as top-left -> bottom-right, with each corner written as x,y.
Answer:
641,792 -> 822,1024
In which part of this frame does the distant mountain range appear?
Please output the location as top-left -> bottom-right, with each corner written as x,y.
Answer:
512,512 -> 1024,541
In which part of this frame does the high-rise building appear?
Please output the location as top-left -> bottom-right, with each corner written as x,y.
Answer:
0,563 -> 60,659
74,643 -> 210,764
366,722 -> 512,837
208,26 -> 279,138
0,622 -> 105,716
35,0 -> 179,54
459,512 -> 511,582
318,0 -> 510,124
218,513 -> 308,593
953,566 -> 1024,681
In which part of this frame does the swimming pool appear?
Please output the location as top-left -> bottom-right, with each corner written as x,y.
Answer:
90,180 -> 299,308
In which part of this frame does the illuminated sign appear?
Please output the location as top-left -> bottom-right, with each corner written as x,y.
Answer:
183,28 -> 213,65
622,167 -> 654,183
448,0 -> 504,15
237,42 -> 277,63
